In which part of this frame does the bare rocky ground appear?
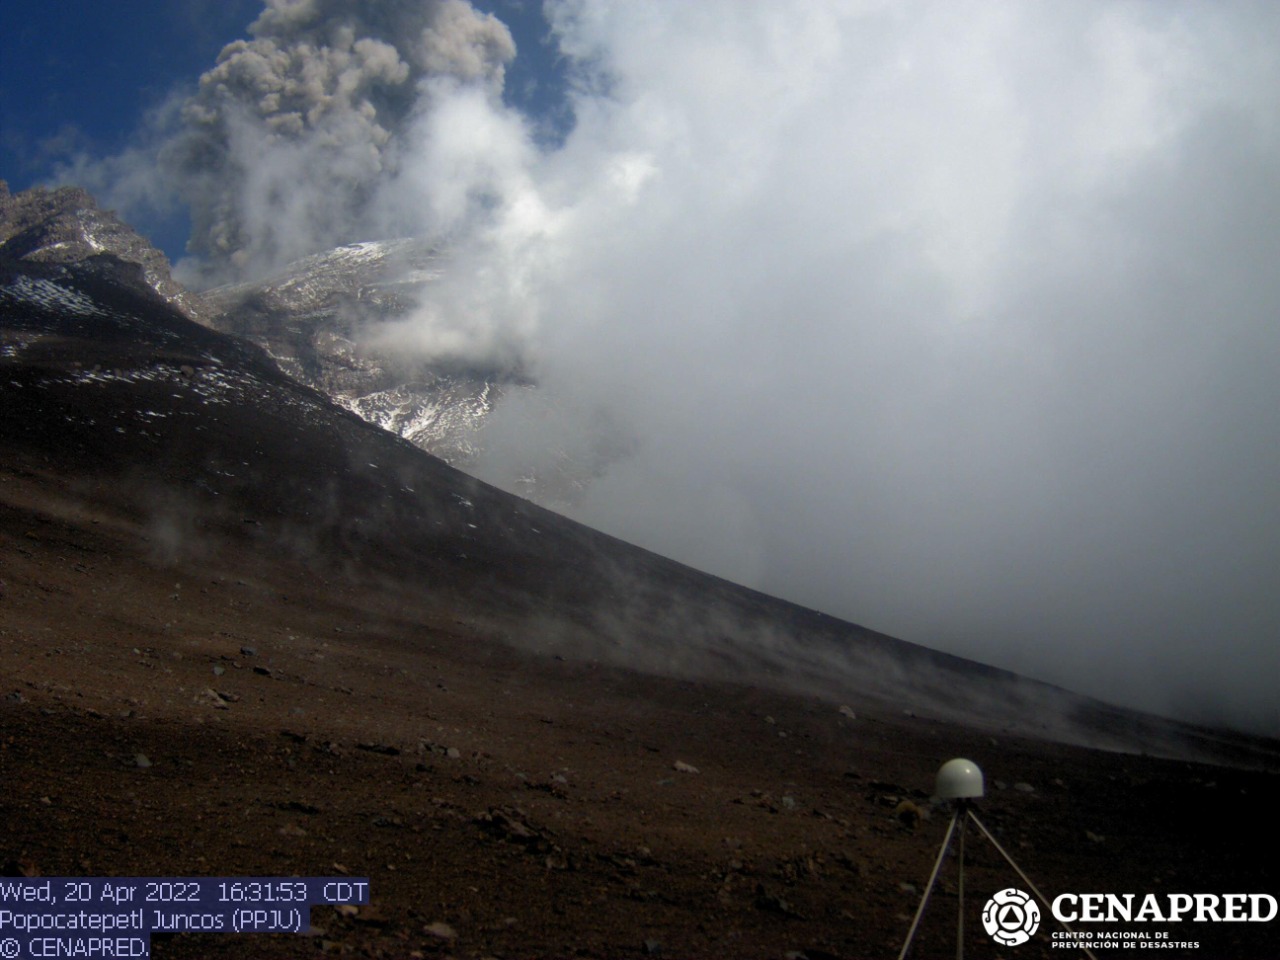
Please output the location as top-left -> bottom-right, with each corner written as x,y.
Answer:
2,461 -> 1278,960
1,246 -> 1277,958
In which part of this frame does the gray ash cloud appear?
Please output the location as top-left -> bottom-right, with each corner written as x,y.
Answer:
164,0 -> 514,281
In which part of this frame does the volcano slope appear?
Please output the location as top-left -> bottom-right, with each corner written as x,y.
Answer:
1,251 -> 1279,960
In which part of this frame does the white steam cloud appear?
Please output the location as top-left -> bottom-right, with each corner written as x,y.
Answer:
79,0 -> 1280,733
465,0 -> 1280,733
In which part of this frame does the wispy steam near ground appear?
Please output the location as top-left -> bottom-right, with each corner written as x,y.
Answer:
69,0 -> 1280,733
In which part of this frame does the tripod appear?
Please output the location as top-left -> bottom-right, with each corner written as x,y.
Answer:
896,800 -> 1097,960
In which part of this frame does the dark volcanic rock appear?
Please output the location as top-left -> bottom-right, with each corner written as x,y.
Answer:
0,183 -> 621,507
0,180 -> 205,322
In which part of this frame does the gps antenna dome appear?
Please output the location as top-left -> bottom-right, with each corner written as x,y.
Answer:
898,758 -> 1097,960
935,757 -> 985,800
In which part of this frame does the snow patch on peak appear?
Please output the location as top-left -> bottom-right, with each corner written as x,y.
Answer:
339,376 -> 501,464
3,275 -> 108,318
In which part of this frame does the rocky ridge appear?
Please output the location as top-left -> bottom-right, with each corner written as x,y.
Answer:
196,240 -> 620,506
0,183 -> 617,507
197,238 -> 514,469
0,181 -> 205,322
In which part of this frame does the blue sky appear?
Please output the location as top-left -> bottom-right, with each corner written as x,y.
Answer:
0,0 -> 566,255
1,2 -> 257,188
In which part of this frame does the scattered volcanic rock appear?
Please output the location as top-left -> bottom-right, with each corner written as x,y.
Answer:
3,186 -> 1280,960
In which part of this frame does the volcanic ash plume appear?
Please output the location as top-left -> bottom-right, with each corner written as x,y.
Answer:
166,0 -> 515,282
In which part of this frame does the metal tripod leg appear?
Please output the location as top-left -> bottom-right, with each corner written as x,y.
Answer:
956,808 -> 966,960
966,809 -> 1098,960
896,806 -> 959,960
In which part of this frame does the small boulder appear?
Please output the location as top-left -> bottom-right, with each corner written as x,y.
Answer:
423,922 -> 456,942
894,800 -> 922,828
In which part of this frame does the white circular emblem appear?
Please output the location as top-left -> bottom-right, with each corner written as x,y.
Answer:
983,887 -> 1041,947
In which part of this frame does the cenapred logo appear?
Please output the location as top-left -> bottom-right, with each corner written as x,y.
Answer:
984,888 -> 1041,947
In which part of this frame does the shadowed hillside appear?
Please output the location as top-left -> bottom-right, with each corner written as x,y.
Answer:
2,214 -> 1278,959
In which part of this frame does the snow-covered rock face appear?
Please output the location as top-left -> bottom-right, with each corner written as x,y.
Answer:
202,239 -> 441,319
338,377 -> 497,463
198,239 -> 620,508
4,274 -> 110,318
198,238 -> 509,474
